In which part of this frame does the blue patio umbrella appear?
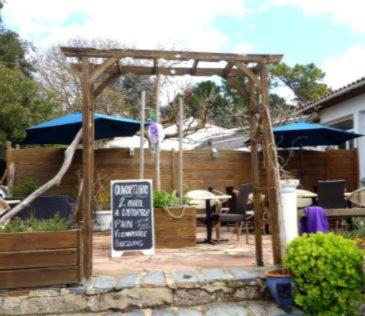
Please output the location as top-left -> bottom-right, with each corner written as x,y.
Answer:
273,121 -> 363,148
272,121 -> 363,181
22,112 -> 149,145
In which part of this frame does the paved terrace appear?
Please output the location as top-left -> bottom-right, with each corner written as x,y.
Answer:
93,228 -> 274,275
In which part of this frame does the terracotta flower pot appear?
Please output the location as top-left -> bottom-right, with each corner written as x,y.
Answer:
264,268 -> 295,307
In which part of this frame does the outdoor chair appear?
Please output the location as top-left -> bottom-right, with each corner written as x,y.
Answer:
316,180 -> 347,232
316,180 -> 347,209
16,195 -> 75,220
217,184 -> 253,243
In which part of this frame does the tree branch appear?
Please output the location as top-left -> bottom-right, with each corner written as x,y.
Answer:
0,129 -> 83,225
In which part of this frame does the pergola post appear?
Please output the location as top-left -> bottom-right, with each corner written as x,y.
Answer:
81,57 -> 94,279
248,79 -> 264,266
258,63 -> 282,265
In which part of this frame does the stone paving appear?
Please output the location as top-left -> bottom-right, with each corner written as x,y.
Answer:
93,229 -> 274,276
55,302 -> 304,315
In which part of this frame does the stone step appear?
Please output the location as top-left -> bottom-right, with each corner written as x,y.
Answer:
0,267 -> 277,315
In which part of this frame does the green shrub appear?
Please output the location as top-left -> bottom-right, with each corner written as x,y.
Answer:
285,233 -> 364,315
0,214 -> 72,233
11,177 -> 39,196
153,191 -> 180,208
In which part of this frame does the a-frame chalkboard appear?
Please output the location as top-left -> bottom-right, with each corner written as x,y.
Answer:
111,179 -> 155,257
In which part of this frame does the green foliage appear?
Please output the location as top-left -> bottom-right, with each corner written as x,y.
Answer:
0,65 -> 57,158
153,191 -> 180,208
11,177 -> 39,196
344,219 -> 365,239
285,233 -> 364,315
0,214 -> 72,233
270,63 -> 330,104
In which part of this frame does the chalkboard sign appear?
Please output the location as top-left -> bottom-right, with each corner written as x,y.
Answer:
111,179 -> 154,257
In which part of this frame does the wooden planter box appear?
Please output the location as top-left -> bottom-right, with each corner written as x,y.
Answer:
154,208 -> 196,248
0,229 -> 81,290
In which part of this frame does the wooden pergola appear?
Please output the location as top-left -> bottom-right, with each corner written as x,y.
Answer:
61,47 -> 284,279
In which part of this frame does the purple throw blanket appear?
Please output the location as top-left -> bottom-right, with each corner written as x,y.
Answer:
299,206 -> 329,234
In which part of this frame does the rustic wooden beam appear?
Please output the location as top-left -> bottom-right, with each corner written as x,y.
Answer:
226,77 -> 246,96
258,63 -> 282,265
81,57 -> 94,279
222,62 -> 234,78
61,47 -> 283,63
234,63 -> 261,87
71,63 -> 253,78
191,60 -> 199,75
94,72 -> 121,98
248,80 -> 264,267
88,57 -> 118,85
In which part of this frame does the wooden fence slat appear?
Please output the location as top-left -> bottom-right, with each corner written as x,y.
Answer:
0,266 -> 79,289
0,230 -> 78,251
11,147 -> 360,196
0,248 -> 77,270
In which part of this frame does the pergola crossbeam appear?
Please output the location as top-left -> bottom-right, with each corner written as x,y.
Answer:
61,47 -> 282,63
71,63 -> 258,78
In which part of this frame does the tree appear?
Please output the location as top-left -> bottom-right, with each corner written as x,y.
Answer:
270,63 -> 330,105
0,1 -> 33,76
35,39 -> 154,117
0,65 -> 57,157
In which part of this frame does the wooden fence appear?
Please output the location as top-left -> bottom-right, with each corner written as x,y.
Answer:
8,147 -> 359,196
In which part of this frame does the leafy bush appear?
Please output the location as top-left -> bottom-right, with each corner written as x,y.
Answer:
344,218 -> 365,239
11,177 -> 39,196
285,233 -> 364,315
0,214 -> 72,233
153,191 -> 180,208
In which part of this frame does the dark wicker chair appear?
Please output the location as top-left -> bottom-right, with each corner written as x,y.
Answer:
217,184 -> 252,243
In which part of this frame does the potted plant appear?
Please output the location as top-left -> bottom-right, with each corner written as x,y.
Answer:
284,233 -> 364,315
264,268 -> 295,307
0,214 -> 81,289
153,191 -> 195,248
93,173 -> 111,231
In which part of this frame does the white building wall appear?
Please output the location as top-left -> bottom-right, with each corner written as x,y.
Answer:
319,94 -> 365,184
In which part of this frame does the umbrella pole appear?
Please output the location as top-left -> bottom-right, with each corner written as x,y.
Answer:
299,146 -> 304,184
178,97 -> 184,206
155,74 -> 161,191
139,91 -> 145,179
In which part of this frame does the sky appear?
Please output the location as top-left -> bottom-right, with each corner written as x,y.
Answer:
2,0 -> 365,100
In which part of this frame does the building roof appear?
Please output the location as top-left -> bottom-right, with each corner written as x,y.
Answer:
296,76 -> 365,115
105,118 -> 238,151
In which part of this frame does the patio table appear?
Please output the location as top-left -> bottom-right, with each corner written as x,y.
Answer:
191,193 -> 231,244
